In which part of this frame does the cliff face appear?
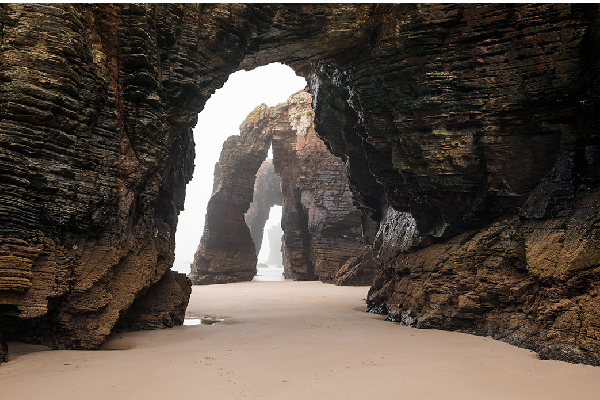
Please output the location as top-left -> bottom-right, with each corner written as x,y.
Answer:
274,92 -> 365,282
0,3 -> 599,364
190,92 -> 366,284
367,191 -> 600,364
0,3 -> 197,352
315,4 -> 599,364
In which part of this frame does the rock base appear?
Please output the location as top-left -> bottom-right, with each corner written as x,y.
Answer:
114,271 -> 192,332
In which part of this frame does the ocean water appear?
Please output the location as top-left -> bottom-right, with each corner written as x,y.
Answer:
253,263 -> 285,282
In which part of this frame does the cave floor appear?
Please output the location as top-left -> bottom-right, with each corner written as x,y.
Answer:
2,281 -> 600,400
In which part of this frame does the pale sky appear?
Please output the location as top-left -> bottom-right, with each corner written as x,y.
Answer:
173,63 -> 306,274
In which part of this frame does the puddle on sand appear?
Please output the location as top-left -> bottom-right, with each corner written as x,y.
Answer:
184,317 -> 226,326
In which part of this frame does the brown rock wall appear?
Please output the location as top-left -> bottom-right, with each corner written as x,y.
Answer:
368,187 -> 600,364
0,3 -> 254,351
281,92 -> 365,282
113,271 -> 191,332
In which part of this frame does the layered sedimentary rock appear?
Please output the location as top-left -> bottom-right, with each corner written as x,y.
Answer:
334,207 -> 416,286
244,159 -> 282,254
1,3 -> 599,364
0,3 -> 198,353
113,270 -> 191,332
191,92 -> 365,283
274,92 -> 365,281
367,175 -> 600,365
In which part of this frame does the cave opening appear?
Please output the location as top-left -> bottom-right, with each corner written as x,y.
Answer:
172,63 -> 305,276
254,204 -> 284,282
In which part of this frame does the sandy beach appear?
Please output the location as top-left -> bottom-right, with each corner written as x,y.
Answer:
2,280 -> 600,400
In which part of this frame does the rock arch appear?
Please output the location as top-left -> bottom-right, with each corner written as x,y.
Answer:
0,4 -> 599,364
245,159 -> 282,257
188,102 -> 275,285
189,92 -> 365,284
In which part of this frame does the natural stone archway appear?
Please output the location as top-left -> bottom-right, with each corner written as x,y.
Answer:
188,103 -> 275,284
190,91 -> 366,284
0,4 -> 599,364
245,158 -> 282,255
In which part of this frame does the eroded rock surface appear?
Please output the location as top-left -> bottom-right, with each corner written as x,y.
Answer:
0,3 -> 204,352
274,92 -> 365,282
368,188 -> 600,364
0,3 -> 599,364
114,271 -> 191,332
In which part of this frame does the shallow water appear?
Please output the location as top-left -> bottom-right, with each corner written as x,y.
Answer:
252,263 -> 285,282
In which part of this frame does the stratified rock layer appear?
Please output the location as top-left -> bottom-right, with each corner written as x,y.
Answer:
274,92 -> 365,282
113,271 -> 191,332
0,4 -> 200,351
0,3 -> 599,364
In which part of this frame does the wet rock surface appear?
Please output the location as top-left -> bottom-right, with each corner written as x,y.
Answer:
0,3 -> 599,363
368,189 -> 600,365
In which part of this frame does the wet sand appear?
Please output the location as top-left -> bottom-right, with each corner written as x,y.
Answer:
2,281 -> 600,400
